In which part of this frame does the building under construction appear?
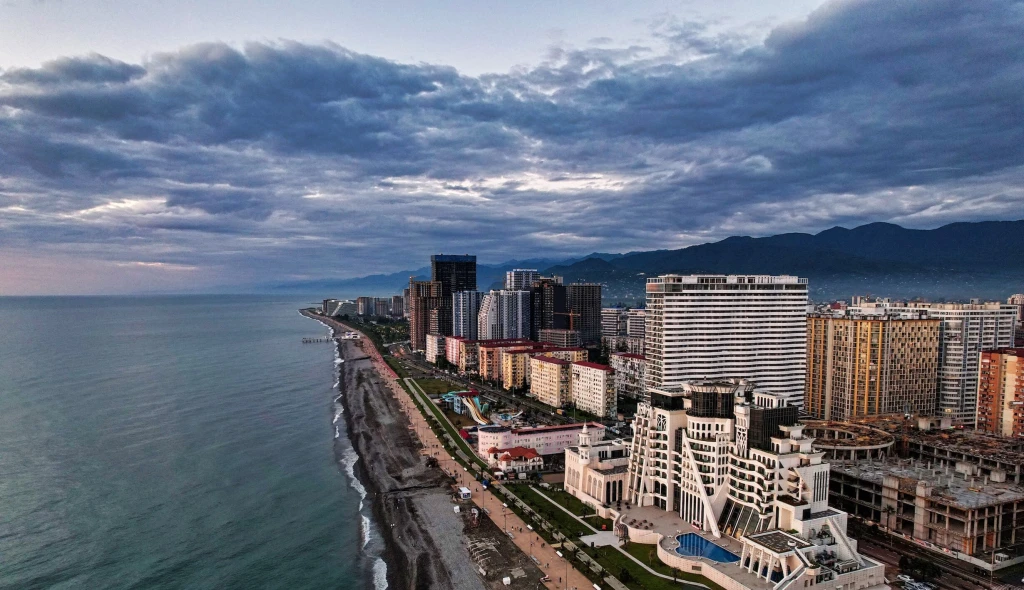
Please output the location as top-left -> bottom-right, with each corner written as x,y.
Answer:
829,458 -> 1024,572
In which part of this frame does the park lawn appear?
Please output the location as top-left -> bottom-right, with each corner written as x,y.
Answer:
414,378 -> 455,396
505,484 -> 593,538
545,487 -> 613,528
385,357 -> 409,378
618,543 -> 724,590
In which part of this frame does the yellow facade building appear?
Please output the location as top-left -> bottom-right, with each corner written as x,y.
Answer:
806,312 -> 941,420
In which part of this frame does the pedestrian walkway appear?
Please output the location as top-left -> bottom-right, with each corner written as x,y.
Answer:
387,366 -> 594,589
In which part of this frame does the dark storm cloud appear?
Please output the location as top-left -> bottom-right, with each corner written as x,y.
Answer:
2,0 -> 1024,291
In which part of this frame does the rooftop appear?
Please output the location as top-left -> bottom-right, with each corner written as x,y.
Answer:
746,530 -> 812,553
572,361 -> 614,372
510,421 -> 603,435
532,356 -> 569,366
849,415 -> 1024,465
831,459 -> 1024,510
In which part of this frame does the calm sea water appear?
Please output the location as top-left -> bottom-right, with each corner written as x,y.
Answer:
0,296 -> 374,590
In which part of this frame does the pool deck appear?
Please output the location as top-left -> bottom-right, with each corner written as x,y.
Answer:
617,504 -> 745,556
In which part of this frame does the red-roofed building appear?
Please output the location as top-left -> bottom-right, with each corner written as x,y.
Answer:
485,445 -> 545,473
571,361 -> 616,418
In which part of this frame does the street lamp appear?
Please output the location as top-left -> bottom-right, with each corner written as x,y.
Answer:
555,551 -> 568,590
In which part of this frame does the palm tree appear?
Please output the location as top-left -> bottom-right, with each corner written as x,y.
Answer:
882,505 -> 896,548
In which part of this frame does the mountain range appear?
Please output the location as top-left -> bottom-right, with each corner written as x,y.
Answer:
272,221 -> 1024,302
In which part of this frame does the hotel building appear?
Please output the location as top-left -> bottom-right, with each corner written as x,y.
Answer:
645,275 -> 809,409
805,311 -> 941,420
619,379 -> 886,590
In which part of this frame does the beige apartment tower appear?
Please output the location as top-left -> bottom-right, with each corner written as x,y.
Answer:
806,312 -> 941,420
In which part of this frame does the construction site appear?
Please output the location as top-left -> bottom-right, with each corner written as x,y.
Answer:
810,415 -> 1024,573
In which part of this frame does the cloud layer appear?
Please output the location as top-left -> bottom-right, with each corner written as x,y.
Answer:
2,0 -> 1024,293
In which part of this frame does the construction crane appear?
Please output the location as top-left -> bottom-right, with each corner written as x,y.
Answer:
553,310 -> 580,331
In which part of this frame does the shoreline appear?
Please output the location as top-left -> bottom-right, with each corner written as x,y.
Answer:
302,310 -> 480,590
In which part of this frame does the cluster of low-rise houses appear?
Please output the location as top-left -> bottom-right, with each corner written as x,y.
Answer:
320,255 -> 1024,587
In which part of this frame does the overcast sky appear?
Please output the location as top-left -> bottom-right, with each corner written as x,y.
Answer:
1,0 -> 1023,294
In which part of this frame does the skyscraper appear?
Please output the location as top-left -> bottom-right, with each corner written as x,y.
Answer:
408,278 -> 442,351
530,276 -> 567,341
567,283 -> 602,346
645,274 -> 809,408
430,254 -> 477,337
851,300 -> 1017,424
805,311 -> 941,420
601,307 -> 627,337
453,291 -> 483,340
477,290 -> 531,340
505,269 -> 539,291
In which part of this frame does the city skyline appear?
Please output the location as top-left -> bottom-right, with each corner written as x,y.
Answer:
2,0 -> 1024,295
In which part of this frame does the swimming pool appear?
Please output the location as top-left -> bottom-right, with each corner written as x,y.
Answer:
674,533 -> 740,562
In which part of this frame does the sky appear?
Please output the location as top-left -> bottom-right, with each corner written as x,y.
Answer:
1,0 -> 1023,294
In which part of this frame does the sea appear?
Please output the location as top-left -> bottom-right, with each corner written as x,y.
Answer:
0,296 -> 385,590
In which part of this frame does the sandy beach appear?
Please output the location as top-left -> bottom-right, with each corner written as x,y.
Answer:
304,311 -> 548,590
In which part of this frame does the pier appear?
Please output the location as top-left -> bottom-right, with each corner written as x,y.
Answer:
301,337 -> 336,343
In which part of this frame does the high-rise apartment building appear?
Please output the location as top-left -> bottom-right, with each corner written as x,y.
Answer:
430,254 -> 477,337
356,296 -> 375,316
977,348 -> 1024,437
645,275 -> 809,408
530,276 -> 567,341
453,291 -> 483,340
601,307 -> 627,337
477,290 -> 531,340
626,309 -> 646,338
610,353 -> 646,402
530,356 -> 571,408
570,361 -> 616,418
408,279 -> 442,351
390,295 -> 405,318
1009,294 -> 1024,323
805,311 -> 941,420
852,300 -> 1018,424
567,283 -> 602,346
505,269 -> 540,291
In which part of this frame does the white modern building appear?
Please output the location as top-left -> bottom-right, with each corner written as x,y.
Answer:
622,379 -> 886,590
851,300 -> 1017,424
478,290 -> 532,340
453,291 -> 483,340
626,308 -> 646,338
645,274 -> 808,409
601,307 -> 628,337
505,269 -> 540,291
570,361 -> 616,418
565,424 -> 631,508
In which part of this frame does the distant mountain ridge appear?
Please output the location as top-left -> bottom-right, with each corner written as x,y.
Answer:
542,221 -> 1024,302
270,221 -> 1024,302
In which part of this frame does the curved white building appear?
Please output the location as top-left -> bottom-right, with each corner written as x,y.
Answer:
645,274 -> 808,409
